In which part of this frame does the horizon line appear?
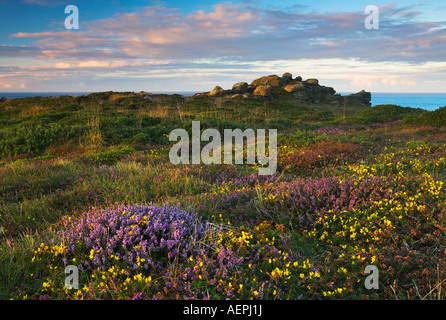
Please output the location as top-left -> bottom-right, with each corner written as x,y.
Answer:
2,91 -> 446,94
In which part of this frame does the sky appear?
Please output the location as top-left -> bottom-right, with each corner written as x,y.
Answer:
1,0 -> 446,93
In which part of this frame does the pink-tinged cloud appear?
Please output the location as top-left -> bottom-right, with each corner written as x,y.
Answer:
7,2 -> 446,63
2,2 -> 446,92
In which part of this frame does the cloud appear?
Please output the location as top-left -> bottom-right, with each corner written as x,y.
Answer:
20,0 -> 64,6
2,56 -> 446,93
8,2 -> 446,63
0,44 -> 42,57
2,2 -> 446,91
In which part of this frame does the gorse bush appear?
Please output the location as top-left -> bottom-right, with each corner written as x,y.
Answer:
402,105 -> 446,127
0,110 -> 172,159
0,123 -> 87,158
81,146 -> 135,165
347,104 -> 424,125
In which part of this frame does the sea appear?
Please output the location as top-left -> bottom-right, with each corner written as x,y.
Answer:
370,93 -> 446,111
344,92 -> 446,111
1,92 -> 445,111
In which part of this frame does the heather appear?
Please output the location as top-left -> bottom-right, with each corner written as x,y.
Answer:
0,94 -> 446,300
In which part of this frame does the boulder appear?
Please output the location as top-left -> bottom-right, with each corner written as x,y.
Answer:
345,90 -> 372,106
293,90 -> 310,101
283,82 -> 306,93
283,72 -> 293,80
308,85 -> 322,102
251,75 -> 281,87
193,93 -> 208,97
231,94 -> 244,100
306,78 -> 319,86
320,86 -> 336,96
247,85 -> 257,94
189,74 -> 369,108
208,86 -> 224,97
232,82 -> 248,94
253,85 -> 271,97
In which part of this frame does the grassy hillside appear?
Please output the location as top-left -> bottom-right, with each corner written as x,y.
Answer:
340,104 -> 425,125
0,91 -> 368,160
1,93 -> 445,300
402,105 -> 446,127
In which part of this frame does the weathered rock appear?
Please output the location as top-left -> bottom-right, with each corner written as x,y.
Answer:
320,86 -> 336,96
247,85 -> 257,94
190,74 -> 370,107
253,85 -> 271,97
284,82 -> 306,93
293,90 -> 310,100
283,72 -> 293,80
232,82 -> 248,94
308,85 -> 322,103
231,94 -> 244,100
208,86 -> 224,97
306,78 -> 319,86
193,92 -> 208,97
345,90 -> 372,106
251,75 -> 281,87
281,77 -> 338,104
